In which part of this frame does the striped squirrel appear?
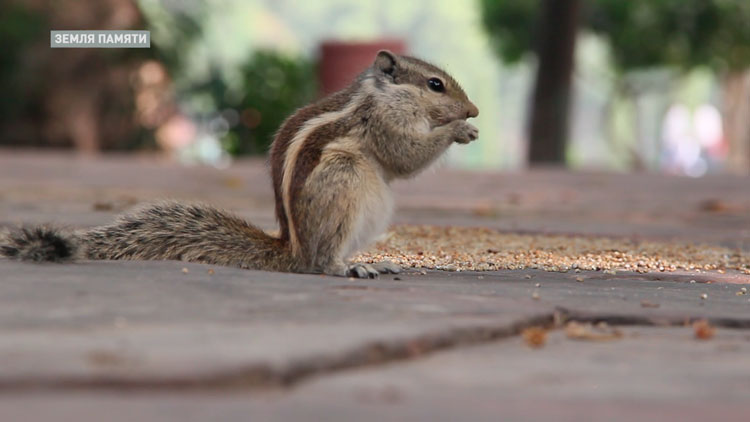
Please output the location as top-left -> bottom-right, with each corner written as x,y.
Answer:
1,50 -> 479,278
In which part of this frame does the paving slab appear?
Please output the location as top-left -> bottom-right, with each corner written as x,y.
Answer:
0,260 -> 556,390
2,150 -> 750,420
0,259 -> 749,393
1,327 -> 749,422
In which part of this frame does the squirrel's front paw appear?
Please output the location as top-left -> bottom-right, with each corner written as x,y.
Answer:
347,263 -> 380,279
451,120 -> 479,144
345,261 -> 401,278
370,260 -> 401,274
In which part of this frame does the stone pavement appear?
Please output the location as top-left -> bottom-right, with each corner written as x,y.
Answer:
1,150 -> 749,421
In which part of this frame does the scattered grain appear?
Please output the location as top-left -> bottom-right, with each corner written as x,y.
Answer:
353,225 -> 749,275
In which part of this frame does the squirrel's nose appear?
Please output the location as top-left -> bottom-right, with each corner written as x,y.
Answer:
465,102 -> 479,119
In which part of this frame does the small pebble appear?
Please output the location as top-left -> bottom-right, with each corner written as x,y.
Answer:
181,267 -> 189,274
576,276 -> 585,283
693,320 -> 715,340
700,293 -> 708,300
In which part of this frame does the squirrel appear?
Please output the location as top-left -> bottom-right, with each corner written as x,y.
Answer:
0,50 -> 479,278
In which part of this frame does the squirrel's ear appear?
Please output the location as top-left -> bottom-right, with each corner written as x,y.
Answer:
374,50 -> 397,75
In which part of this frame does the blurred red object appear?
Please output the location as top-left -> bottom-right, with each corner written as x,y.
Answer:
318,40 -> 406,96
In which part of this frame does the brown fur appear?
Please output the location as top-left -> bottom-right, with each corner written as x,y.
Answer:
269,83 -> 360,242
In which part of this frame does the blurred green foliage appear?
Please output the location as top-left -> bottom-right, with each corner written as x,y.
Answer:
143,0 -> 317,156
480,0 -> 750,72
215,51 -> 316,155
164,50 -> 316,156
588,0 -> 750,72
0,4 -> 45,127
479,0 -> 538,65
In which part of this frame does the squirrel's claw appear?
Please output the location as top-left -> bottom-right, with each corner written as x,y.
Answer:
370,260 -> 401,274
347,263 -> 380,278
346,261 -> 401,278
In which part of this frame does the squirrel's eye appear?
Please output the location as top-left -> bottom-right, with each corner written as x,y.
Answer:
427,77 -> 445,93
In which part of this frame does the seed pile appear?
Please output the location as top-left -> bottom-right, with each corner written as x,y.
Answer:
354,225 -> 750,274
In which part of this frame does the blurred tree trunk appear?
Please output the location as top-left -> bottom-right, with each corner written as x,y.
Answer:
0,0 -> 158,153
722,70 -> 750,174
527,0 -> 581,165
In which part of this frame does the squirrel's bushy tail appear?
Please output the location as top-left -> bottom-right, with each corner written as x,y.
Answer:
1,201 -> 295,272
82,201 -> 296,271
0,226 -> 79,262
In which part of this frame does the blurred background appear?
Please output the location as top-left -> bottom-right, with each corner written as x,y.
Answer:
1,0 -> 749,175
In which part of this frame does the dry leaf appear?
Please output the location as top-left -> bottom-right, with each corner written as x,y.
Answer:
522,327 -> 547,348
92,201 -> 114,211
699,199 -> 731,213
693,320 -> 715,340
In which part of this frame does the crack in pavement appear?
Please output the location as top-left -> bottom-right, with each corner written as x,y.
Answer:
2,305 -> 749,394
556,308 -> 750,329
0,314 -> 559,393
